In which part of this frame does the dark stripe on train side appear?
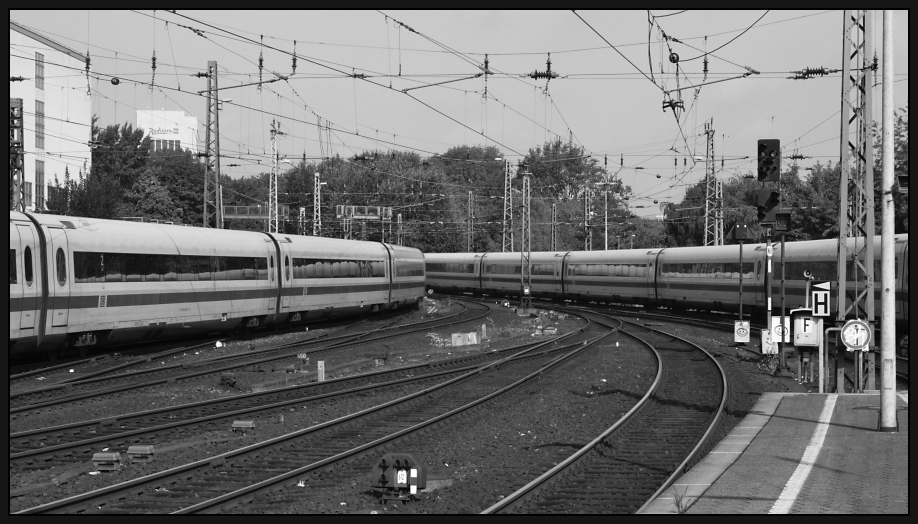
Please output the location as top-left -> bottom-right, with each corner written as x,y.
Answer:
10,282 -> 425,312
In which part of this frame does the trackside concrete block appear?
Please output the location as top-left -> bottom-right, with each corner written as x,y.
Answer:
92,452 -> 122,471
127,445 -> 155,463
232,420 -> 255,434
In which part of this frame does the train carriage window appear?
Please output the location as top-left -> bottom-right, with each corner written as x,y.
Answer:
104,253 -> 124,282
270,256 -> 274,282
285,256 -> 291,281
176,255 -> 196,281
56,248 -> 66,286
74,252 -> 103,283
10,249 -> 17,284
195,256 -> 212,281
255,257 -> 268,280
291,258 -> 304,279
125,253 -> 143,282
162,255 -> 179,281
24,246 -> 33,287
144,254 -> 163,282
212,257 -> 226,281
223,257 -> 244,280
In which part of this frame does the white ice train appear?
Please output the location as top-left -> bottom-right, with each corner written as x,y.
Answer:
10,211 -> 425,360
425,235 -> 908,350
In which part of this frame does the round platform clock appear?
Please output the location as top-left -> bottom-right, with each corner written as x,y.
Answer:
840,319 -> 871,351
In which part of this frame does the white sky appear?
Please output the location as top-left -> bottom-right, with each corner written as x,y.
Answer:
10,10 -> 909,219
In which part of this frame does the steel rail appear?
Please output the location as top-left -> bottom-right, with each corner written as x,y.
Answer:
10,303 -> 488,414
10,332 -> 583,465
634,320 -> 730,513
15,321 -> 599,514
177,331 -> 610,514
483,312 -> 727,514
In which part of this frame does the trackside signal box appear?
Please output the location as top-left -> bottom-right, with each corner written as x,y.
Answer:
791,308 -> 821,347
372,453 -> 427,501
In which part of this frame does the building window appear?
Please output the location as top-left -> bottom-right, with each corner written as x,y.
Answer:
24,182 -> 33,207
35,52 -> 44,90
35,100 -> 45,150
35,160 -> 45,209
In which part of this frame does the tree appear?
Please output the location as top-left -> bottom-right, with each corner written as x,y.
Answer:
91,122 -> 150,193
873,104 -> 908,234
118,170 -> 183,223
147,147 -> 205,226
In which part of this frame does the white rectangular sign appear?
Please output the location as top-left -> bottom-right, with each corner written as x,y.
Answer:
734,321 -> 750,343
770,317 -> 790,343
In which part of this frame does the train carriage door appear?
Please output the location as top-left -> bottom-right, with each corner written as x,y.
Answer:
280,241 -> 292,310
46,227 -> 70,327
16,225 -> 39,330
10,226 -> 22,333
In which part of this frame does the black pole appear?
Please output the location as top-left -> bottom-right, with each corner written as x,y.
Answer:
780,233 -> 787,369
739,240 -> 744,321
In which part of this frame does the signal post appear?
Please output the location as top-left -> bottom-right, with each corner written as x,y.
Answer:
756,139 -> 781,357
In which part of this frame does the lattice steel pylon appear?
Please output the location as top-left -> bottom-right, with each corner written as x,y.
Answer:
502,160 -> 514,252
268,120 -> 282,233
837,10 -> 875,330
202,61 -> 222,229
10,99 -> 25,212
396,213 -> 403,245
518,167 -> 532,310
467,190 -> 473,252
550,203 -> 557,251
313,172 -> 323,237
703,119 -> 722,245
584,187 -> 592,251
716,180 -> 724,244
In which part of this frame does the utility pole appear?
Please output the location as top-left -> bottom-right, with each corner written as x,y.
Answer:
502,160 -> 513,252
201,61 -> 222,228
467,190 -> 474,252
604,156 -> 610,250
10,99 -> 25,212
268,120 -> 284,233
836,10 -> 876,393
879,10 -> 896,430
550,203 -> 557,251
703,119 -> 719,245
298,206 -> 306,235
716,180 -> 724,246
313,172 -> 325,236
397,213 -> 403,245
584,187 -> 592,251
518,164 -> 532,311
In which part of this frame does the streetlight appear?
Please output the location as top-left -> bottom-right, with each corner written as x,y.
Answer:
631,234 -> 635,249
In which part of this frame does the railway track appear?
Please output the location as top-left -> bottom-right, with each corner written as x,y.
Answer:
9,329 -> 585,470
16,321 -> 611,514
484,310 -> 728,514
10,303 -> 487,416
9,338 -> 228,391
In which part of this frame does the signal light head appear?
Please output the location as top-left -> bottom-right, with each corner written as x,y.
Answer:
757,139 -> 781,182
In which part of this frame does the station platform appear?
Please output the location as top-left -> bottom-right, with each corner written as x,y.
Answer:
642,391 -> 909,514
